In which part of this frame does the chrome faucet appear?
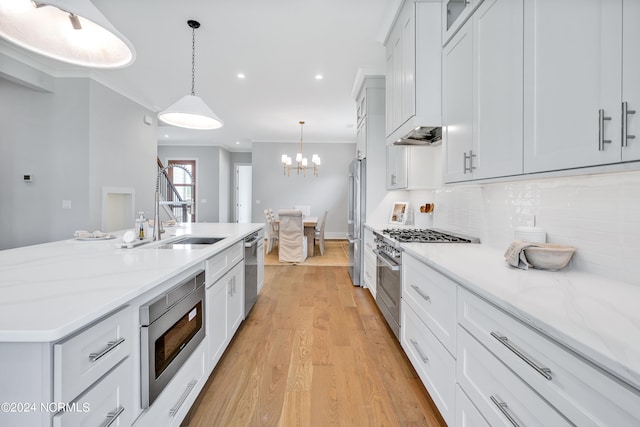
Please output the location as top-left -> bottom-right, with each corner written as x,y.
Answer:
153,164 -> 194,241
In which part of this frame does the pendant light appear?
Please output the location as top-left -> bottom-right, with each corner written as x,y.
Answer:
158,20 -> 223,130
0,0 -> 135,68
281,121 -> 320,176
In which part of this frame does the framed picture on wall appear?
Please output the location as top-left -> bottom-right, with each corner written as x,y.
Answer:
389,202 -> 409,225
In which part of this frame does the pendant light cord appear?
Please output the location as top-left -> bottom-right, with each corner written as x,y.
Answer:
191,25 -> 196,96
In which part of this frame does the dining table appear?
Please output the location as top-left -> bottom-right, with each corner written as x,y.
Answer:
274,216 -> 318,256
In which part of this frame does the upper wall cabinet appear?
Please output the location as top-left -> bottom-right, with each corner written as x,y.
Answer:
524,0 -> 640,173
355,76 -> 385,160
442,0 -> 484,46
385,1 -> 441,145
443,0 -> 523,183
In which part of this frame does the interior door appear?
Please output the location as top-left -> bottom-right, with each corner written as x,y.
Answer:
235,164 -> 252,223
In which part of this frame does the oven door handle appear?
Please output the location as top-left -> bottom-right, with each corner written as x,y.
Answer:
374,249 -> 401,271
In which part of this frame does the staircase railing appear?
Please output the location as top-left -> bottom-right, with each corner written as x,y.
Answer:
156,158 -> 192,222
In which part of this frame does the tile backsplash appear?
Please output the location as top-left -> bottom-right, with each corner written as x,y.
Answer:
410,170 -> 640,285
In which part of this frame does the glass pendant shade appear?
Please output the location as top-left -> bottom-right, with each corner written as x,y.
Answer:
158,95 -> 223,130
0,0 -> 135,68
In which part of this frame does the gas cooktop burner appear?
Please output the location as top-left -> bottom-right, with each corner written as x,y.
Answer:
381,228 -> 480,243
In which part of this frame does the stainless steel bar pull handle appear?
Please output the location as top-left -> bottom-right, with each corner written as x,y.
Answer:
409,339 -> 429,364
463,151 -> 477,173
598,109 -> 612,151
100,406 -> 125,427
410,285 -> 431,302
490,395 -> 521,427
89,337 -> 125,363
169,380 -> 197,417
622,102 -> 636,147
491,332 -> 552,380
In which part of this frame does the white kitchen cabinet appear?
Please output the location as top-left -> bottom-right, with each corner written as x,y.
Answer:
53,358 -> 132,427
355,76 -> 385,160
457,326 -> 572,427
206,274 -> 228,372
386,145 -> 408,189
523,0 -> 623,172
458,287 -> 640,426
385,1 -> 441,144
442,0 -> 483,46
443,0 -> 523,183
403,253 -> 457,355
623,0 -> 640,162
443,19 -> 473,183
402,301 -> 456,426
133,342 -> 206,427
53,306 -> 133,404
226,261 -> 245,337
362,227 -> 377,296
387,144 -> 443,190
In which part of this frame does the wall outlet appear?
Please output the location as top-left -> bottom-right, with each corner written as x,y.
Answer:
62,200 -> 72,210
23,174 -> 32,182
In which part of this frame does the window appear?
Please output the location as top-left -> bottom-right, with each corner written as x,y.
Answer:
167,160 -> 196,222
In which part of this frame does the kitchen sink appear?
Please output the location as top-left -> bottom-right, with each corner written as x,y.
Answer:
156,236 -> 225,249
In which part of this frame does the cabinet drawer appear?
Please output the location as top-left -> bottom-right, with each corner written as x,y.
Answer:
206,241 -> 243,286
456,385 -> 489,427
363,249 -> 377,293
403,253 -> 457,354
402,302 -> 455,426
458,287 -> 640,426
457,326 -> 571,426
53,358 -> 132,427
54,306 -> 132,403
134,342 -> 206,427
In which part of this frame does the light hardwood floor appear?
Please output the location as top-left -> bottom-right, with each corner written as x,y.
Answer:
183,264 -> 447,426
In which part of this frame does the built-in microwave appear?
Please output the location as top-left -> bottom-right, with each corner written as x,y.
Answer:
140,270 -> 206,408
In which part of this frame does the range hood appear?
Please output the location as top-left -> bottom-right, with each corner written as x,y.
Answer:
393,126 -> 442,146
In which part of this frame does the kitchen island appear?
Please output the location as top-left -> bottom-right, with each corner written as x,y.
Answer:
0,222 -> 264,427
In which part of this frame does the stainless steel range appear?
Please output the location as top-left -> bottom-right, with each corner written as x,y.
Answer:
373,228 -> 479,340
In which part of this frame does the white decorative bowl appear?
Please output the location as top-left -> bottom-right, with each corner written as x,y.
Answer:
524,244 -> 576,271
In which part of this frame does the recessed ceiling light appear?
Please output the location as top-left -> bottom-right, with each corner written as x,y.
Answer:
164,134 -> 169,138
315,74 -> 323,80
235,141 -> 240,145
237,73 -> 246,79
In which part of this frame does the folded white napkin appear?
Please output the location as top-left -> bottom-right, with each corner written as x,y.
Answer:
504,240 -> 545,270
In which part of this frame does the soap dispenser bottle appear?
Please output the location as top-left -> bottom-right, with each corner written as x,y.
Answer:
136,211 -> 146,240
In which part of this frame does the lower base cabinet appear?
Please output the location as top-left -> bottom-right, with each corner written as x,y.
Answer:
457,326 -> 571,426
401,302 -> 456,426
399,254 -> 640,427
133,343 -> 206,427
53,358 -> 132,427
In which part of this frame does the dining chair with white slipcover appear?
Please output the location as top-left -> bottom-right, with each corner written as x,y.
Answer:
314,210 -> 328,255
278,209 -> 307,263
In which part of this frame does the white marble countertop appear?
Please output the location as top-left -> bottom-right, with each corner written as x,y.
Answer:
400,242 -> 640,392
0,223 -> 263,342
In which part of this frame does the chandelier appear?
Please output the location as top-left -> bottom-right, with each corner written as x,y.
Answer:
281,121 -> 321,176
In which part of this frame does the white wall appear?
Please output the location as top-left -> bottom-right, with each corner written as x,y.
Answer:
88,80 -> 156,230
252,142 -> 354,237
409,171 -> 640,285
0,59 -> 157,249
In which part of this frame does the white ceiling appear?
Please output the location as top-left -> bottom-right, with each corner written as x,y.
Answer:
3,0 -> 394,152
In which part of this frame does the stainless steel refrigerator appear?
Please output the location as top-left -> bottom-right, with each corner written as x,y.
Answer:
347,158 -> 365,286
